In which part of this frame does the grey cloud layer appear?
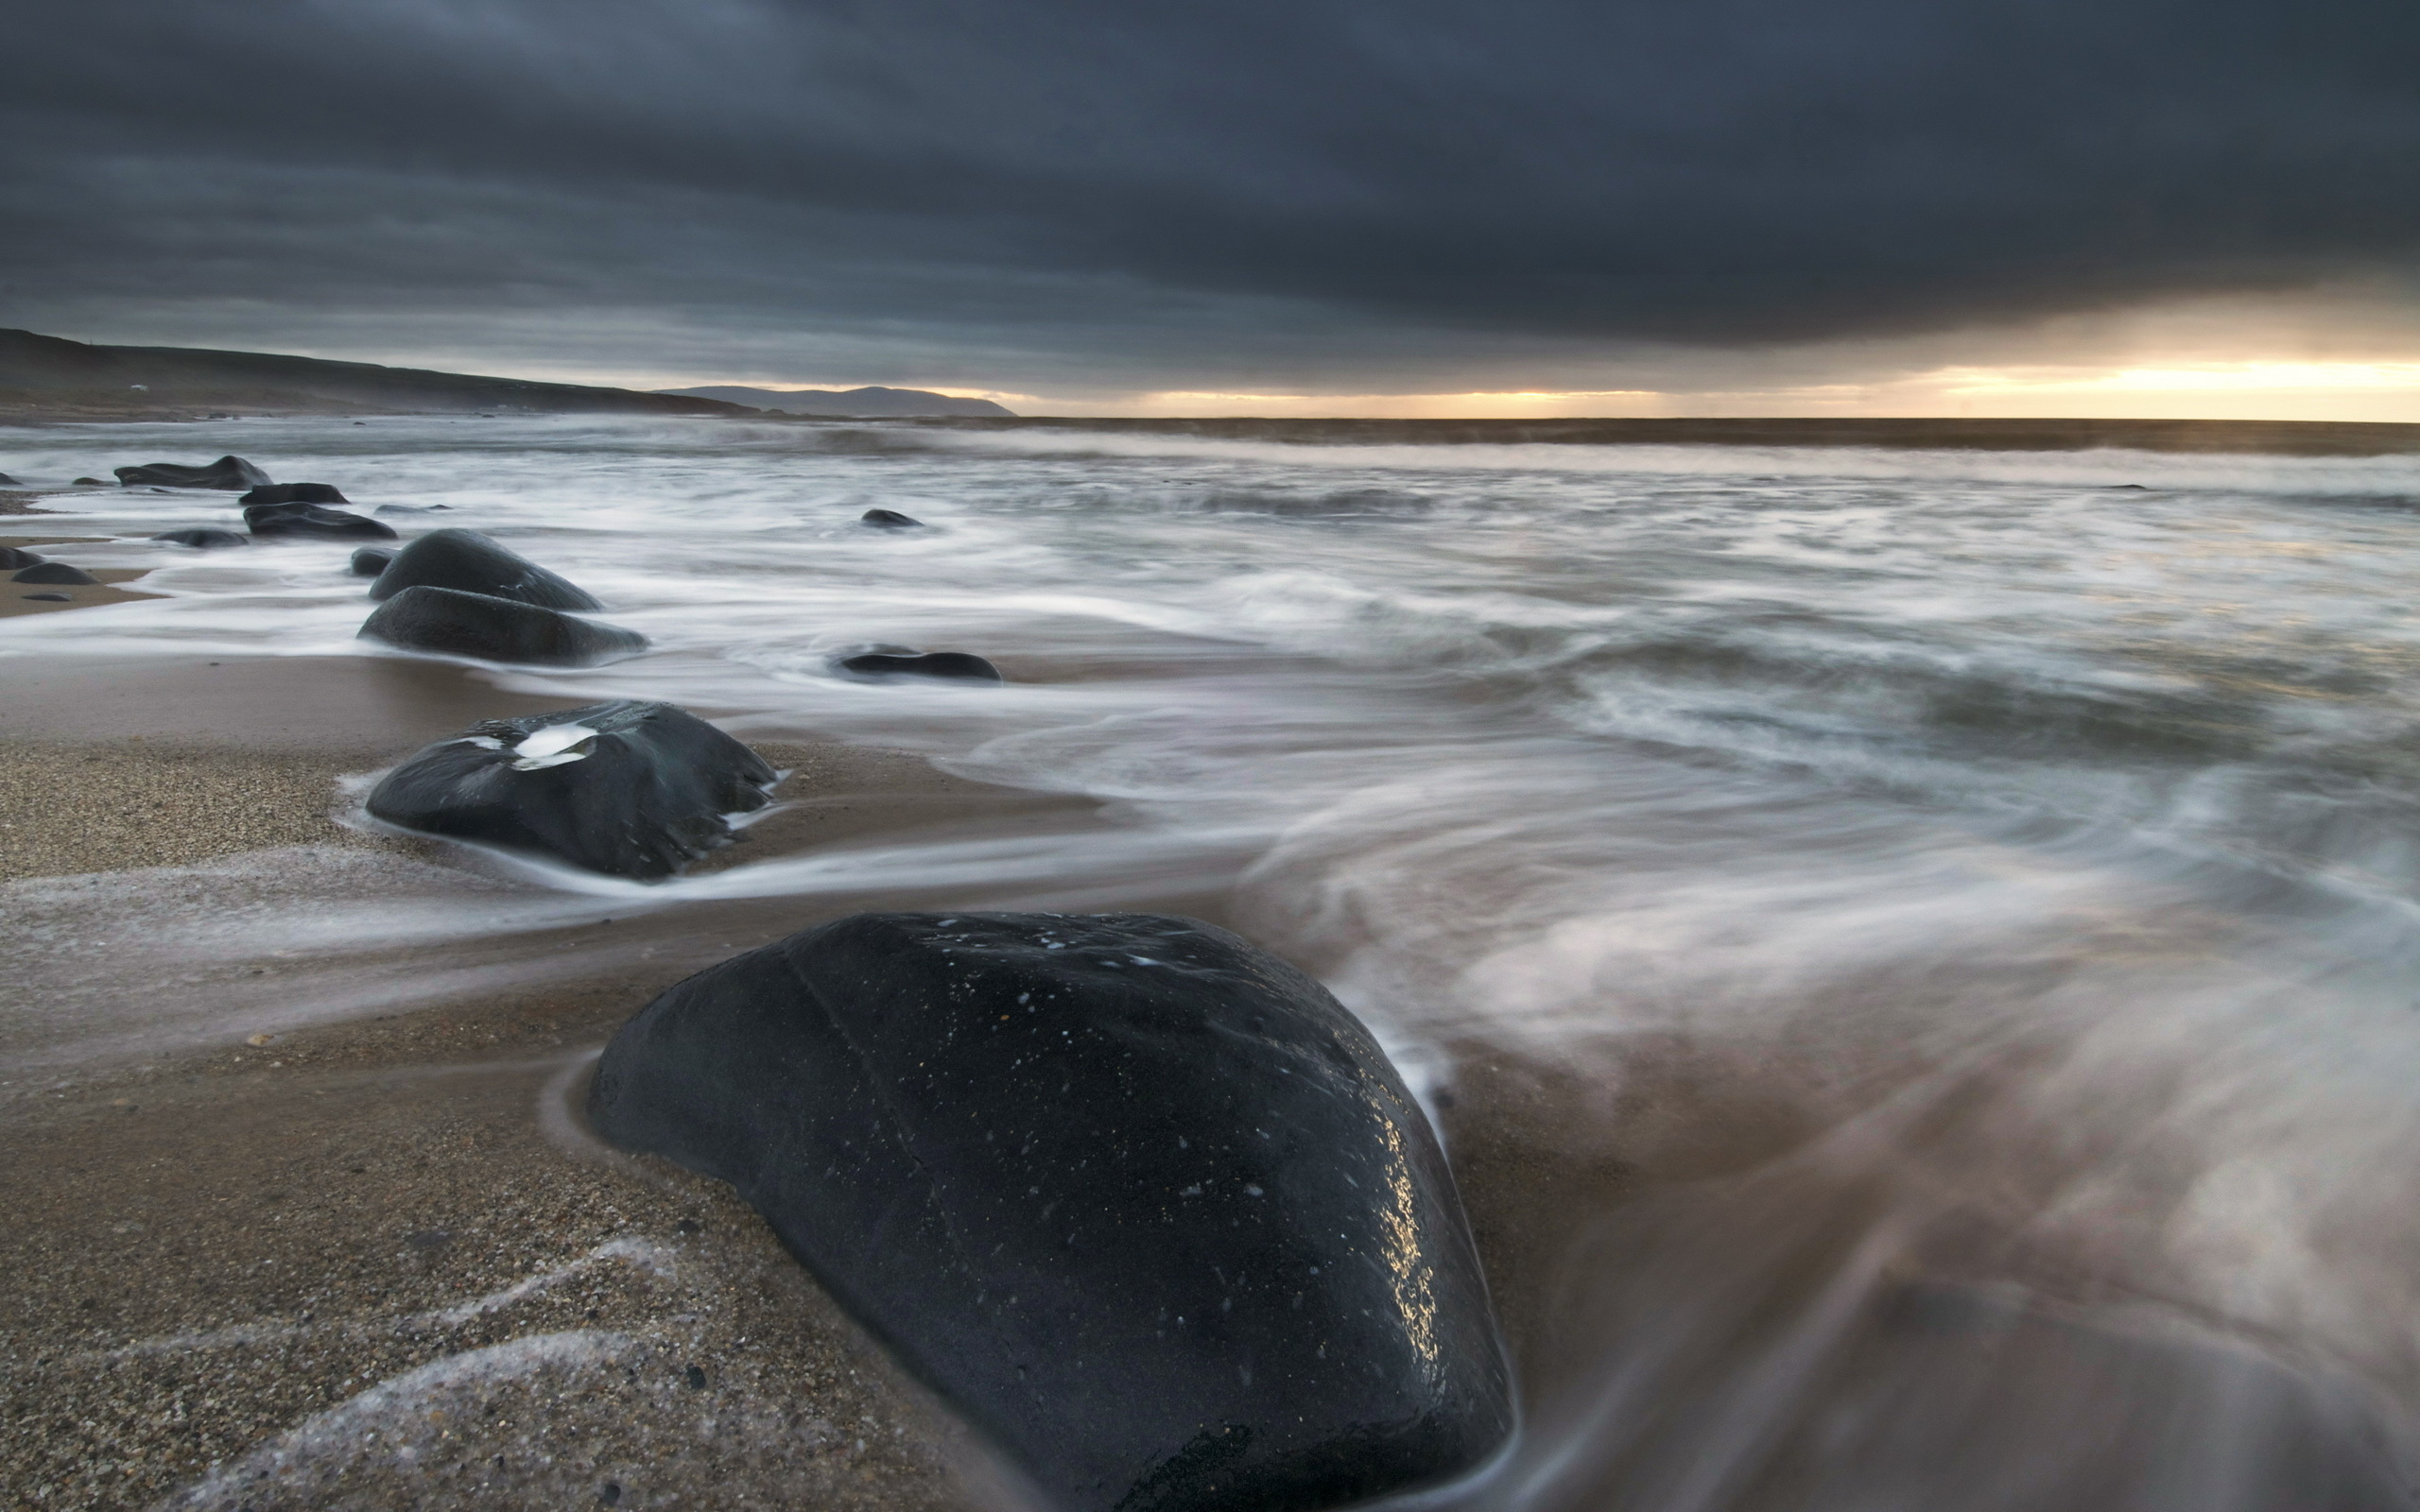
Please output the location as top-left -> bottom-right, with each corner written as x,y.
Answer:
6,0 -> 2416,387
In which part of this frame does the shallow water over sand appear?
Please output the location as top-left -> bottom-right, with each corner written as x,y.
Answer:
10,415 -> 2420,1507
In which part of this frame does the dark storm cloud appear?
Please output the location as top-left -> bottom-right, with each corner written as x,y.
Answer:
5,0 -> 2418,385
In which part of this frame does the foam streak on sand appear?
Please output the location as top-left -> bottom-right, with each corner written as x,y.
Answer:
13,415 -> 2420,1508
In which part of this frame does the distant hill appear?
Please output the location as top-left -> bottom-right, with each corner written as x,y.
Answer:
661,384 -> 1014,418
0,329 -> 755,420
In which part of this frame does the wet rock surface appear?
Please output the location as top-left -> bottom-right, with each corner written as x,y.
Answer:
14,561 -> 100,585
240,482 -> 351,505
367,528 -> 602,610
245,501 -> 400,541
860,508 -> 925,529
352,546 -> 397,577
0,544 -> 46,568
154,527 -> 251,549
589,911 -> 1515,1512
358,586 -> 648,666
112,455 -> 271,490
365,699 -> 777,879
838,651 -> 1002,683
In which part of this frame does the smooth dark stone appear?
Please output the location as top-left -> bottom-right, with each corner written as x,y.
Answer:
351,546 -> 396,578
838,650 -> 1002,682
365,699 -> 775,879
366,527 -> 600,610
375,504 -> 452,514
13,562 -> 98,585
589,912 -> 1514,1512
358,585 -> 647,666
72,477 -> 106,487
152,528 -> 249,550
0,471 -> 20,486
860,507 -> 925,528
112,455 -> 271,490
239,482 -> 350,506
21,592 -> 70,602
245,501 -> 398,541
0,546 -> 45,569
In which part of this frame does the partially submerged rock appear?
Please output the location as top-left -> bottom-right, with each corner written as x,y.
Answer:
239,482 -> 350,506
0,546 -> 45,569
589,911 -> 1514,1512
351,546 -> 396,578
13,561 -> 98,585
0,471 -> 20,486
366,528 -> 601,610
838,650 -> 1002,682
112,455 -> 271,490
365,700 -> 776,879
358,585 -> 647,666
860,507 -> 925,528
245,502 -> 398,540
152,527 -> 249,549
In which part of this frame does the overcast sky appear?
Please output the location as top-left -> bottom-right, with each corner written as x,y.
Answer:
7,0 -> 2419,413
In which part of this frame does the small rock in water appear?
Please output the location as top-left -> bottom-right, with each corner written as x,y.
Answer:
350,546 -> 396,578
152,527 -> 249,549
838,650 -> 1002,682
0,470 -> 19,486
365,699 -> 775,878
239,482 -> 350,506
245,501 -> 398,540
860,507 -> 925,528
358,585 -> 647,666
112,455 -> 271,490
0,546 -> 45,569
72,476 -> 106,487
21,592 -> 70,602
374,503 -> 453,514
367,527 -> 601,610
588,911 -> 1513,1512
12,561 -> 99,585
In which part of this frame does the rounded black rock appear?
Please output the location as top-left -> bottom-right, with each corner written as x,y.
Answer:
364,699 -> 776,879
351,546 -> 396,577
358,585 -> 647,666
588,911 -> 1514,1512
838,650 -> 1002,682
245,501 -> 398,541
860,507 -> 925,528
0,546 -> 45,570
13,561 -> 99,585
240,482 -> 351,506
21,592 -> 71,602
153,527 -> 250,550
0,471 -> 21,486
112,455 -> 271,490
366,527 -> 600,610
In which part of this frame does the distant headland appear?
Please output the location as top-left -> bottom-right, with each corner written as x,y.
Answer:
658,385 -> 1014,418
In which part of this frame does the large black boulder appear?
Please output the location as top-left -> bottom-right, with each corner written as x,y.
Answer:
365,700 -> 776,879
240,482 -> 350,506
838,650 -> 1002,682
0,546 -> 44,569
860,507 -> 925,528
13,562 -> 98,585
112,455 -> 271,490
358,585 -> 647,666
351,546 -> 396,578
365,528 -> 601,610
152,527 -> 250,550
245,501 -> 398,540
588,912 -> 1513,1512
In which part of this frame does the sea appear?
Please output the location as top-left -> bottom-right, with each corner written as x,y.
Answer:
11,413 -> 2420,1509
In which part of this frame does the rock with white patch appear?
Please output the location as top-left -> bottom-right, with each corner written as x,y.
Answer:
365,699 -> 776,879
587,911 -> 1513,1512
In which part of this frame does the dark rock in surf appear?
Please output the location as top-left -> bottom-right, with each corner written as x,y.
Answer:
152,527 -> 249,550
358,585 -> 647,666
240,482 -> 350,506
375,504 -> 452,515
21,592 -> 70,602
589,911 -> 1512,1512
72,477 -> 106,487
244,501 -> 398,541
365,699 -> 776,879
13,562 -> 98,585
0,471 -> 20,486
838,650 -> 1002,682
860,507 -> 925,529
366,528 -> 601,610
351,546 -> 396,577
0,546 -> 45,570
112,455 -> 271,490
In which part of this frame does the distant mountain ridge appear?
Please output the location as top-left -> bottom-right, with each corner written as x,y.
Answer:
661,384 -> 1014,418
0,329 -> 752,420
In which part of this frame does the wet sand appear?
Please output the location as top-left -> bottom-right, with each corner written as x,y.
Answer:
1,534 -> 161,618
